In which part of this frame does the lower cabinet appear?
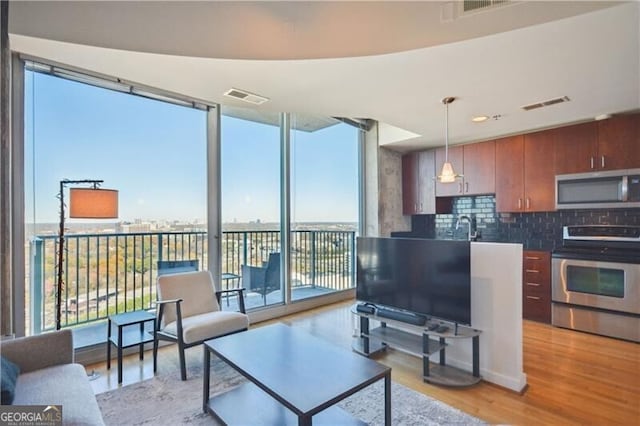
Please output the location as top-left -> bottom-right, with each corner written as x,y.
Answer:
523,250 -> 551,323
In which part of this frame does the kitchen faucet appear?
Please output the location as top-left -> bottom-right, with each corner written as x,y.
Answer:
456,215 -> 477,241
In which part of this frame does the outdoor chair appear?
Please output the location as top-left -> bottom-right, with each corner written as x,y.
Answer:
153,270 -> 249,380
241,252 -> 281,303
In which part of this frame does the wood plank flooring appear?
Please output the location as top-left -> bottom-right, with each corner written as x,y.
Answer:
87,300 -> 640,425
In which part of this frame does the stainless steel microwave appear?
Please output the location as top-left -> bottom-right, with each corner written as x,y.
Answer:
556,168 -> 640,209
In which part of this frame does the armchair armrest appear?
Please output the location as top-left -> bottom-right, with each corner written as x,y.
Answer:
0,329 -> 74,373
215,288 -> 247,314
154,298 -> 183,306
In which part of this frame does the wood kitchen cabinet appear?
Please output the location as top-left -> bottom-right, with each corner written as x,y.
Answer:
435,140 -> 495,197
495,132 -> 555,212
522,250 -> 551,324
555,113 -> 640,174
402,150 -> 437,214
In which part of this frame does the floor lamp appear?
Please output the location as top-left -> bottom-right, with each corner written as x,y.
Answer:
56,179 -> 118,330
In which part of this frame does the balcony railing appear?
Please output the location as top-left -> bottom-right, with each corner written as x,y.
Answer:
29,229 -> 355,334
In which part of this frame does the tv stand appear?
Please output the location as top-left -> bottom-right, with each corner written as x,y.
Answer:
351,304 -> 481,387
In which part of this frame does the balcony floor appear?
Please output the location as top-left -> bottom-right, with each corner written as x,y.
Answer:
72,285 -> 342,349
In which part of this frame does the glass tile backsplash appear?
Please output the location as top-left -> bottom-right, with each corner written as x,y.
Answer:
407,195 -> 640,250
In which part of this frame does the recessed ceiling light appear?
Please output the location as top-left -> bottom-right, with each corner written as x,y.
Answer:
471,115 -> 489,123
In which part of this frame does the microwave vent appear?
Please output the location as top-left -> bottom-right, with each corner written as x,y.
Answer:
522,96 -> 570,111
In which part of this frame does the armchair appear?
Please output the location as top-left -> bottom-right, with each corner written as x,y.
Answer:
241,252 -> 281,303
153,270 -> 249,380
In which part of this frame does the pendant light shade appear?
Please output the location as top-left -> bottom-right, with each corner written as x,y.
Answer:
437,96 -> 463,183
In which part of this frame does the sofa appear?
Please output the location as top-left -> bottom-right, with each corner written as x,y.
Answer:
1,329 -> 105,425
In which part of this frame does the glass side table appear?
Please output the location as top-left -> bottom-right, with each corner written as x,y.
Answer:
106,310 -> 155,384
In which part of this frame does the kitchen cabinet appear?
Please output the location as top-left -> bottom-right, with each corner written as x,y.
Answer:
555,113 -> 640,174
495,132 -> 555,212
522,250 -> 551,324
402,150 -> 436,214
435,140 -> 495,197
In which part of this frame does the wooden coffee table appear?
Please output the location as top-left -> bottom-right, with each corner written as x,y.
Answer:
203,323 -> 391,426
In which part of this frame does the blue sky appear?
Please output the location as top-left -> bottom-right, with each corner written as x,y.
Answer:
25,71 -> 359,225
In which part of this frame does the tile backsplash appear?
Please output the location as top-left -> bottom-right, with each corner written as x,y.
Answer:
407,195 -> 640,250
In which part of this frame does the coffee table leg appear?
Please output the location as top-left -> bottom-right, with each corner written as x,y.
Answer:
203,346 -> 211,413
384,372 -> 391,426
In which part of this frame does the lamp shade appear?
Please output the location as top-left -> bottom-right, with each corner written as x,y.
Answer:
69,188 -> 119,218
438,162 -> 457,183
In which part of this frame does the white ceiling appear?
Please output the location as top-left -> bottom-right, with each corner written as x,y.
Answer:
8,1 -> 640,151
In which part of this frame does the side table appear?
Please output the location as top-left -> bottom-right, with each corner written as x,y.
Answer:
107,310 -> 155,384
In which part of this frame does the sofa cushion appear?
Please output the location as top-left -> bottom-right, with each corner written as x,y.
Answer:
1,355 -> 20,404
13,363 -> 105,426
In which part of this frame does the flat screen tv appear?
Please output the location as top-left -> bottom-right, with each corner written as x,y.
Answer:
356,237 -> 472,325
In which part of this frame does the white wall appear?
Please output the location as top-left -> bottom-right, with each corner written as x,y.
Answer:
435,242 -> 527,392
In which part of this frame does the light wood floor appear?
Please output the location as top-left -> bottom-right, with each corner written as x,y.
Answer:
87,300 -> 640,425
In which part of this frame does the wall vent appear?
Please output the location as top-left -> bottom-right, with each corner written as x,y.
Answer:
223,88 -> 269,105
462,0 -> 511,14
521,96 -> 571,111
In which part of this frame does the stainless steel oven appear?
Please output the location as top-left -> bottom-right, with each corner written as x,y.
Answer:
551,225 -> 640,342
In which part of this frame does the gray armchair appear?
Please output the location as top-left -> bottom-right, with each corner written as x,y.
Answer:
241,252 -> 281,303
153,270 -> 249,380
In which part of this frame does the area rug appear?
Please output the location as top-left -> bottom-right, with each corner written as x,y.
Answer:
96,350 -> 485,426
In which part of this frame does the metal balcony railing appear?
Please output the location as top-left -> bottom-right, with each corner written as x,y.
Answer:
29,229 -> 355,334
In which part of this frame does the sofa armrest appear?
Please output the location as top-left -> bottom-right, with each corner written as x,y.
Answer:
0,329 -> 74,373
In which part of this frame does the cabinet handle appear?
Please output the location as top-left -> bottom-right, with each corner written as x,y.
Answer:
590,156 -> 594,169
525,269 -> 540,273
525,282 -> 541,287
465,182 -> 469,193
458,182 -> 463,194
526,198 -> 531,209
525,256 -> 540,260
601,155 -> 605,169
419,203 -> 423,211
526,296 -> 541,300
518,198 -> 522,209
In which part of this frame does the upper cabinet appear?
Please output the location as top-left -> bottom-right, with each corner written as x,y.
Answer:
402,150 -> 437,215
597,114 -> 640,170
435,140 -> 495,197
555,114 -> 640,174
495,132 -> 555,213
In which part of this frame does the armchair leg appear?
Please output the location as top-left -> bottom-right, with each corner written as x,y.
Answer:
153,334 -> 158,373
178,340 -> 187,381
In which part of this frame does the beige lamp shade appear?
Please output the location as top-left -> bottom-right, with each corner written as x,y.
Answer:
69,188 -> 119,218
438,162 -> 457,183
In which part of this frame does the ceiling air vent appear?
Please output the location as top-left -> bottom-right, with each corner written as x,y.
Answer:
521,96 -> 571,111
462,0 -> 511,14
223,88 -> 269,105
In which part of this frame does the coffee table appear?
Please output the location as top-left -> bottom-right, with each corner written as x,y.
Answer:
203,323 -> 391,426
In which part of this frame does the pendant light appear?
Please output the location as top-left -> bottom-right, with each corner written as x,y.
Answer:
437,96 -> 463,183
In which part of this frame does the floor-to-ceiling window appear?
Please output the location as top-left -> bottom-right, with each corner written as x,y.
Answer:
221,108 -> 361,313
290,116 -> 359,301
220,111 -> 283,309
24,68 -> 207,334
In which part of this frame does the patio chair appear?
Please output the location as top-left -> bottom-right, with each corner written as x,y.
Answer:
241,252 -> 281,303
153,270 -> 249,380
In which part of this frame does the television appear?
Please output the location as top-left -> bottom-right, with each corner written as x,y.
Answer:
356,237 -> 472,325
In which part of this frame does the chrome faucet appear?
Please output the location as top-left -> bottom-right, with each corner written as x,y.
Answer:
455,215 -> 477,241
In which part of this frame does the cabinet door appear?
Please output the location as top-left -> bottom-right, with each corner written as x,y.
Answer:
524,130 -> 556,212
522,250 -> 551,323
435,145 -> 464,197
554,122 -> 598,174
402,153 -> 419,215
597,114 -> 640,170
417,150 -> 436,214
495,135 -> 524,212
462,140 -> 495,195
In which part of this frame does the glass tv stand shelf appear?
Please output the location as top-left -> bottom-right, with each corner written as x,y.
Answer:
351,304 -> 481,387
